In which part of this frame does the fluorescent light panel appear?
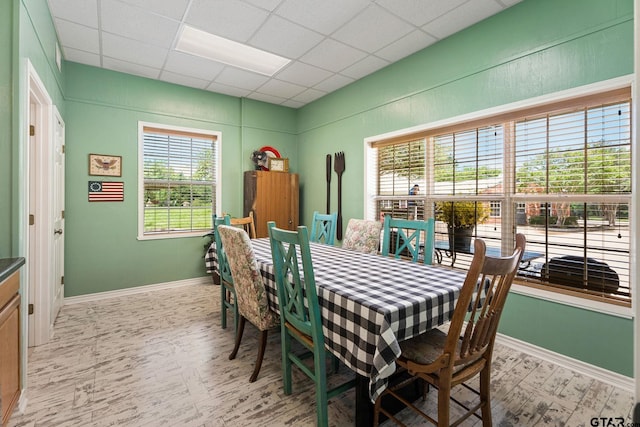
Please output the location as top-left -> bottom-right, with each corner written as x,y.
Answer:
176,26 -> 290,76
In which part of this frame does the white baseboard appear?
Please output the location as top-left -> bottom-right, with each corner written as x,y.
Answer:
64,276 -> 212,305
496,332 -> 634,393
18,389 -> 28,413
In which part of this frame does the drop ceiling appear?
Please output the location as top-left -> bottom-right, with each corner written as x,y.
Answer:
47,0 -> 522,108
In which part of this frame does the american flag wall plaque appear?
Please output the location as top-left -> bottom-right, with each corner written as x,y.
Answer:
88,181 -> 124,202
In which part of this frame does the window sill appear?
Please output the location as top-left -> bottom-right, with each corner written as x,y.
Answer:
510,281 -> 633,319
137,231 -> 207,241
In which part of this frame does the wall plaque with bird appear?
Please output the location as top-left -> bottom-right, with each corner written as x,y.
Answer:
89,154 -> 122,176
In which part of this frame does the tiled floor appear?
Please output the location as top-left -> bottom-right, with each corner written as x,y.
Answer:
8,283 -> 635,427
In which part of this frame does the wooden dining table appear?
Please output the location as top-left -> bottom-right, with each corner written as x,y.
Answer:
205,238 -> 467,426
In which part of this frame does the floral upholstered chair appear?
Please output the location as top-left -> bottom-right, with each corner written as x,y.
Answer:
341,219 -> 382,254
217,225 -> 280,382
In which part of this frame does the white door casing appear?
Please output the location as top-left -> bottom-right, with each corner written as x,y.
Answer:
26,61 -> 56,347
52,107 -> 65,321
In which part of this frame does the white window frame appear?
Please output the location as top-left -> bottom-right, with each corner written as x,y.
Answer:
489,201 -> 501,218
364,75 -> 634,317
137,121 -> 221,240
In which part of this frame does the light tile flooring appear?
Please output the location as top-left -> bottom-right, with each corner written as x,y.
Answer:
8,283 -> 635,427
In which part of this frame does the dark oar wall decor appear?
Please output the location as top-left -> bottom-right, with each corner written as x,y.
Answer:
334,151 -> 345,240
326,154 -> 332,214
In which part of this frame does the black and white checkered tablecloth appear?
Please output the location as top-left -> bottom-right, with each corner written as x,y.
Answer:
205,238 -> 466,402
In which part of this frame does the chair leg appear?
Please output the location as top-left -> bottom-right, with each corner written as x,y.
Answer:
313,342 -> 329,427
281,326 -> 292,395
229,316 -> 246,360
220,283 -> 227,329
479,365 -> 493,426
249,330 -> 269,382
437,382 -> 451,427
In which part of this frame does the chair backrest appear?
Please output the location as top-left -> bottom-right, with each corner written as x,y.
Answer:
342,219 -> 382,254
230,211 -> 257,239
217,225 -> 277,329
381,215 -> 435,264
310,211 -> 337,245
428,234 -> 526,372
267,221 -> 323,346
213,214 -> 232,283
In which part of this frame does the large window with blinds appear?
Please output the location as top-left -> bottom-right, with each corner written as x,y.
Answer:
138,122 -> 221,239
366,86 -> 631,305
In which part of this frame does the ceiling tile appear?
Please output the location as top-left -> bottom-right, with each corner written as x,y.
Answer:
340,55 -> 389,80
100,0 -> 179,48
185,0 -> 269,43
164,51 -> 225,81
243,0 -> 284,12
256,79 -> 306,99
48,0 -> 522,108
275,62 -> 332,87
102,57 -> 160,79
375,30 -> 437,62
313,73 -> 354,93
249,15 -> 324,59
205,82 -> 252,98
62,47 -> 101,67
47,0 -> 98,28
281,99 -> 305,109
274,0 -> 369,35
499,0 -> 523,6
246,92 -> 287,105
375,0 -> 467,27
331,4 -> 413,53
160,71 -> 210,89
422,0 -> 503,40
115,0 -> 190,20
300,39 -> 367,73
215,67 -> 270,91
102,32 -> 169,69
54,19 -> 100,53
291,88 -> 326,104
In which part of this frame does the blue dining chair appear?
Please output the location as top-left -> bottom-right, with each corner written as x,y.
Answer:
267,221 -> 355,427
381,215 -> 435,264
310,211 -> 338,245
213,214 -> 238,331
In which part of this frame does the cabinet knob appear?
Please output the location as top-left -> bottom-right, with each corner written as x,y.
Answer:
54,229 -> 63,235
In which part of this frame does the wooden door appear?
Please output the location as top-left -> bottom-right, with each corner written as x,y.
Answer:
245,171 -> 299,237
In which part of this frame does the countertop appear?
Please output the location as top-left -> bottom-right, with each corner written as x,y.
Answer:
0,257 -> 26,283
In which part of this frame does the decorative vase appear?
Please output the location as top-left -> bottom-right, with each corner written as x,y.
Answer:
447,226 -> 474,252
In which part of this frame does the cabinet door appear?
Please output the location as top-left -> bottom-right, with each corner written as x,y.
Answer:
0,295 -> 20,426
246,171 -> 299,237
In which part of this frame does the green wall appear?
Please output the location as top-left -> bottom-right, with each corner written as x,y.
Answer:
63,64 -> 297,296
0,0 -> 14,259
296,0 -> 634,376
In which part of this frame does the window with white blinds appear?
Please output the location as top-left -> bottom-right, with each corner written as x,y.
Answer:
138,123 -> 221,239
366,87 -> 632,305
513,101 -> 631,302
372,139 -> 426,220
434,125 -> 503,195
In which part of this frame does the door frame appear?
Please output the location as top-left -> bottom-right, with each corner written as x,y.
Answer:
24,60 -> 55,347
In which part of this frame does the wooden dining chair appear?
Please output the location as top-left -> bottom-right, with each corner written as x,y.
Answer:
217,225 -> 280,382
267,221 -> 356,427
342,218 -> 382,254
373,234 -> 526,427
310,211 -> 338,245
381,215 -> 435,264
230,211 -> 257,239
213,214 -> 238,331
